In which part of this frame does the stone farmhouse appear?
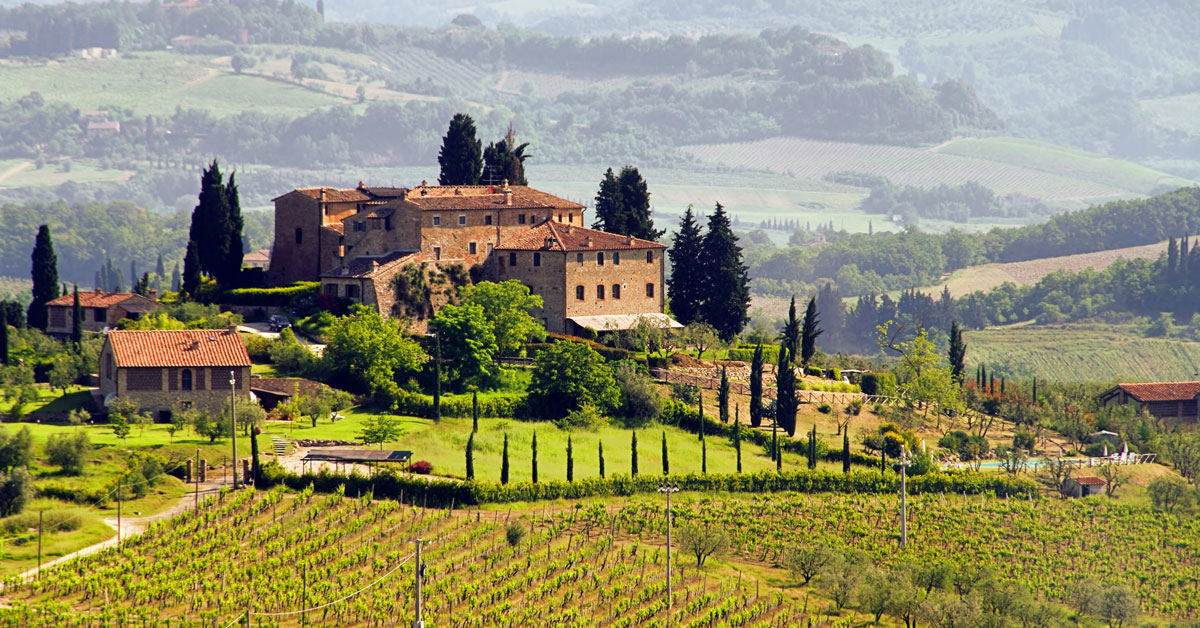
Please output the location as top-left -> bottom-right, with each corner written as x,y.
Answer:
1098,381 -> 1200,423
100,328 -> 252,421
45,291 -> 158,336
268,181 -> 676,334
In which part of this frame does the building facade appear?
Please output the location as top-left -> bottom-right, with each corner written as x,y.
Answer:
45,291 -> 159,336
1098,382 -> 1200,423
100,328 -> 252,420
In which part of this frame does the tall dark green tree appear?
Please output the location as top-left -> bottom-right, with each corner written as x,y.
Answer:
800,297 -> 823,367
171,262 -> 181,293
155,254 -> 165,292
188,160 -> 243,287
842,432 -> 850,473
592,166 -> 663,241
776,345 -> 797,437
182,240 -> 201,296
661,431 -> 669,475
598,441 -> 605,478
781,296 -> 801,358
500,433 -> 510,485
471,391 -> 479,433
733,407 -> 742,473
437,113 -> 483,186
807,425 -> 818,470
698,203 -> 750,340
70,284 -> 81,346
717,366 -> 730,424
28,224 -> 59,330
465,433 -> 475,480
948,321 -> 967,384
0,307 -> 8,366
531,431 -> 538,484
631,431 -> 638,476
223,171 -> 245,285
566,435 -> 574,483
749,344 -> 764,428
481,124 -> 529,186
667,206 -> 705,326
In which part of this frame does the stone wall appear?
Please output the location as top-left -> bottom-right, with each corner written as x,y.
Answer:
268,192 -> 358,285
562,247 -> 664,319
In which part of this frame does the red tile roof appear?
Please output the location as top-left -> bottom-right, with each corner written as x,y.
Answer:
1111,382 -> 1200,402
405,185 -> 584,211
107,329 -> 251,368
293,188 -> 371,203
495,220 -> 666,252
1073,476 -> 1107,486
46,291 -> 158,311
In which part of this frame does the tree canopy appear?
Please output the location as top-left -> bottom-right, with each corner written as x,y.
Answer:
437,113 -> 483,186
460,281 -> 545,356
27,224 -> 59,331
526,341 -> 619,421
591,166 -> 663,241
698,203 -> 750,339
322,307 -> 428,398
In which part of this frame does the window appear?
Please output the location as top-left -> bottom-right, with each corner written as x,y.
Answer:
181,369 -> 193,392
597,285 -> 605,299
613,252 -> 621,265
93,308 -> 105,322
458,215 -> 466,226
324,284 -> 339,296
346,285 -> 359,299
433,247 -> 442,260
433,216 -> 441,226
469,242 -> 477,255
485,215 -> 493,226
569,213 -> 574,224
533,252 -> 541,267
105,354 -> 113,379
509,252 -> 517,266
646,283 -> 655,298
558,213 -> 563,222
295,228 -> 303,244
575,285 -> 585,300
646,250 -> 654,263
612,284 -> 621,299
575,253 -> 583,264
597,252 -> 605,265
518,214 -> 526,225
384,217 -> 392,230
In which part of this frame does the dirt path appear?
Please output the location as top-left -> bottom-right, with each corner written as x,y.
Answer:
0,160 -> 31,185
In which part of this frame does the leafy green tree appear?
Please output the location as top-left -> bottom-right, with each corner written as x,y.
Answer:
683,322 -> 722,360
748,343 -> 763,428
678,522 -> 728,567
182,240 -> 201,296
592,166 -> 663,241
0,426 -> 32,472
431,302 -> 498,390
526,342 -> 619,420
48,355 -> 77,393
461,281 -> 545,356
358,413 -> 402,449
481,124 -> 529,186
667,206 -> 704,326
438,113 -> 483,186
699,203 -> 749,340
45,431 -> 89,475
948,320 -> 967,384
28,224 -> 59,330
775,345 -> 797,437
0,468 -> 32,517
786,543 -> 833,585
109,413 -> 131,440
322,307 -> 428,398
612,361 -> 662,425
800,297 -> 822,367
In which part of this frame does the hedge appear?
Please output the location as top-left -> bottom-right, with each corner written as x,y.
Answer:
531,334 -> 645,364
390,390 -> 525,419
861,372 -> 898,396
259,466 -> 1039,508
36,483 -> 109,506
213,282 -> 319,306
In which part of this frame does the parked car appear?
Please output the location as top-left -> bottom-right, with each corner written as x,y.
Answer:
269,315 -> 291,332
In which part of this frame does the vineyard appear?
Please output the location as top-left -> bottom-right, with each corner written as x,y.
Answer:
371,48 -> 490,96
682,136 -> 1191,205
964,322 -> 1200,382
0,486 -> 816,628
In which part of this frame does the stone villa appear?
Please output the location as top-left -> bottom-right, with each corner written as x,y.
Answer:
268,181 -> 677,334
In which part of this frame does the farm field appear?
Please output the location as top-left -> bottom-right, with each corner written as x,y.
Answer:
964,322 -> 1200,382
1142,92 -> 1200,134
916,239 -> 1168,297
0,158 -> 133,189
682,136 -> 1193,207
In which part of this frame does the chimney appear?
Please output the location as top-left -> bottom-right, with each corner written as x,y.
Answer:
585,236 -> 593,248
626,234 -> 634,245
502,179 -> 512,205
319,188 -> 326,203
226,324 -> 238,335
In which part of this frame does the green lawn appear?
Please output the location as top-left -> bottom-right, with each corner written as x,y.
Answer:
0,499 -> 114,579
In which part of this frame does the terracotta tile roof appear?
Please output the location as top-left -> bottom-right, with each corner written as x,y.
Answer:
322,223 -> 345,236
243,248 -> 271,263
405,185 -> 584,211
292,188 -> 371,203
495,220 -> 666,252
249,377 -> 327,398
46,291 -> 158,311
1073,476 -> 1107,486
1110,382 -> 1200,402
323,250 -> 418,279
107,329 -> 251,368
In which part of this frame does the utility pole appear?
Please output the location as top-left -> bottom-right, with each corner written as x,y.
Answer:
36,510 -> 42,581
117,476 -> 121,549
658,482 -> 679,622
899,444 -> 911,548
230,370 -> 238,490
413,538 -> 426,628
194,448 -> 200,509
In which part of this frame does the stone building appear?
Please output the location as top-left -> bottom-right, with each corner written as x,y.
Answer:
45,291 -> 159,336
99,328 -> 252,421
1098,382 -> 1200,423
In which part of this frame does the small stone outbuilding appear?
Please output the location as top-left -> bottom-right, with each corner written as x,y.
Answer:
1064,476 -> 1107,498
45,291 -> 158,336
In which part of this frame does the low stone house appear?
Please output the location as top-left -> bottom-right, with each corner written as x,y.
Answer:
46,291 -> 159,336
1098,382 -> 1200,423
1064,475 -> 1107,498
99,327 -> 252,421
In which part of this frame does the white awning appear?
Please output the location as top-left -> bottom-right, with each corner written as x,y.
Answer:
566,313 -> 683,332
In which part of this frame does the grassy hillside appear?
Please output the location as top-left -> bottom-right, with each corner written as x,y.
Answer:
683,136 -> 1193,208
965,322 -> 1200,382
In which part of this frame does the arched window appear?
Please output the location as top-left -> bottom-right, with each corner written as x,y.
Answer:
575,285 -> 584,300
597,285 -> 605,300
612,284 -> 621,299
181,369 -> 193,391
295,228 -> 303,244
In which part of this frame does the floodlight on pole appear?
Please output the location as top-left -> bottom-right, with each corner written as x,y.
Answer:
658,482 -> 680,621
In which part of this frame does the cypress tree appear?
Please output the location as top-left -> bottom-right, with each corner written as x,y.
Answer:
182,240 -> 201,296
1001,377 -> 1006,395
948,321 -> 967,384
1032,378 -> 1038,405
465,433 -> 475,480
171,262 -> 181,292
807,425 -> 818,470
250,426 -> 261,488
129,261 -> 136,291
155,254 -> 165,292
775,345 -> 797,437
800,297 -> 823,367
28,224 -> 59,330
437,113 -> 483,186
1182,236 -> 1191,280
781,296 -> 801,364
661,431 -> 669,475
734,406 -> 742,473
749,344 -> 763,428
697,391 -> 703,441
989,373 -> 995,395
500,434 -> 509,485
566,436 -> 574,483
592,166 -> 663,241
698,203 -> 750,340
842,432 -> 850,473
1168,237 -> 1179,281
70,284 -> 81,346
718,366 -> 730,423
598,441 -> 605,478
701,439 -> 707,474
531,431 -> 538,484
667,206 -> 705,326
471,391 -> 479,433
189,160 -> 231,280
0,307 -> 8,366
631,431 -> 638,476
223,171 -> 245,286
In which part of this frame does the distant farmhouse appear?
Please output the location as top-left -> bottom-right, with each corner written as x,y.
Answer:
45,291 -> 158,336
268,181 -> 674,335
1098,382 -> 1200,422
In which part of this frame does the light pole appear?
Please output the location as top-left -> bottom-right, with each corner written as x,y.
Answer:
658,482 -> 679,620
424,333 -> 441,421
230,369 -> 238,490
899,444 -> 912,548
414,538 -> 427,628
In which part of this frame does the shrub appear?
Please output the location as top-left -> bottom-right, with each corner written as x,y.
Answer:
0,468 -> 33,516
505,521 -> 527,547
406,461 -> 434,474
612,361 -> 662,426
243,334 -> 272,362
215,282 -> 319,306
557,404 -> 604,431
44,432 -> 90,475
817,403 -> 832,414
1013,430 -> 1036,453
860,372 -> 897,396
726,348 -> 756,362
670,382 -> 700,404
